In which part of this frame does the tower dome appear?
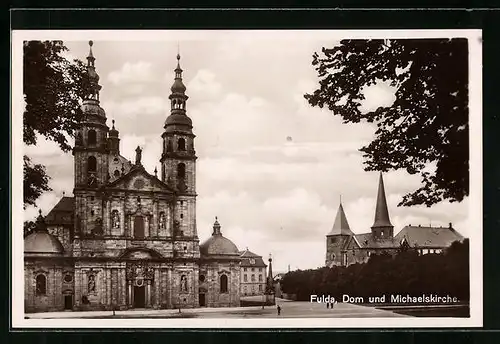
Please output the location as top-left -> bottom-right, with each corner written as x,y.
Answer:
24,211 -> 64,256
200,217 -> 240,257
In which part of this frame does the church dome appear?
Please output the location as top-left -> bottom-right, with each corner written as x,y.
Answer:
165,113 -> 192,127
200,218 -> 240,256
24,211 -> 64,255
171,78 -> 186,93
81,101 -> 106,117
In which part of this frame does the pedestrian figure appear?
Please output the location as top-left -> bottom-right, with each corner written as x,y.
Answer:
277,305 -> 281,316
326,302 -> 330,309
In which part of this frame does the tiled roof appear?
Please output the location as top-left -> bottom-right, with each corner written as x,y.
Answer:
45,197 -> 74,225
239,249 -> 266,267
352,232 -> 400,249
372,172 -> 393,228
328,203 -> 354,236
394,225 -> 464,248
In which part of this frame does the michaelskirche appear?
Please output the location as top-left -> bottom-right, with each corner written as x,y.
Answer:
325,173 -> 465,267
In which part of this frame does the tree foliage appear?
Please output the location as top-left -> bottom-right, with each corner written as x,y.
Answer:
23,156 -> 51,209
23,40 -> 87,208
305,39 -> 469,207
280,239 -> 469,303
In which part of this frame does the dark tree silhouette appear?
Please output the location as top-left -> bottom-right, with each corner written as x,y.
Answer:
23,40 -> 87,208
23,156 -> 51,209
280,240 -> 469,303
305,39 -> 469,207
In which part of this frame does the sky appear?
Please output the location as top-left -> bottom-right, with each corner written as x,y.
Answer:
23,35 -> 471,273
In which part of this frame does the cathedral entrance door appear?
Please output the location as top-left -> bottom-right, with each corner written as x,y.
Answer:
64,295 -> 73,310
134,286 -> 146,308
134,216 -> 144,239
199,293 -> 206,307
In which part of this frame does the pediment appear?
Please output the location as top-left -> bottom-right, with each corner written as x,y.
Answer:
120,247 -> 163,259
107,166 -> 175,193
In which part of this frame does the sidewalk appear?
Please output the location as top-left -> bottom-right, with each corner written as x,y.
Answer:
25,304 -> 271,319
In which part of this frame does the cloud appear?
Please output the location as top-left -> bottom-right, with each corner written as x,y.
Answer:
359,80 -> 397,114
103,96 -> 167,119
108,61 -> 154,85
186,69 -> 222,99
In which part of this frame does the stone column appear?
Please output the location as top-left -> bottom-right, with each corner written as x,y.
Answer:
153,200 -> 158,237
106,268 -> 111,306
168,203 -> 174,237
168,268 -> 172,308
74,269 -> 81,307
120,269 -> 126,307
154,268 -> 160,308
146,280 -> 151,307
128,281 -> 133,307
106,199 -> 111,236
122,196 -> 126,236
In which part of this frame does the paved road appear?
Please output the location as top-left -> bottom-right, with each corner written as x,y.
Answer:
26,300 -> 408,319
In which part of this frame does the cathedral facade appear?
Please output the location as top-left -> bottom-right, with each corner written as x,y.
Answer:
24,41 -> 241,313
325,173 -> 465,267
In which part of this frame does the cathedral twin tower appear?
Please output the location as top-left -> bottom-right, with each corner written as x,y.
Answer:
72,41 -> 197,240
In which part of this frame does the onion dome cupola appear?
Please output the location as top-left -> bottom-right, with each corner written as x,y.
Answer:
164,53 -> 193,135
199,217 -> 240,257
80,40 -> 106,120
85,40 -> 102,101
24,210 -> 64,256
108,119 -> 120,155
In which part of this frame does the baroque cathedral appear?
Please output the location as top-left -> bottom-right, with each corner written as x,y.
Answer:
24,41 -> 242,312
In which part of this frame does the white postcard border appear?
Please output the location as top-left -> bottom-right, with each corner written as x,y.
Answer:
11,29 -> 483,328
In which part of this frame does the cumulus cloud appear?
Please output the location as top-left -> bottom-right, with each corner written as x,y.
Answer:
108,61 -> 153,85
186,69 -> 222,99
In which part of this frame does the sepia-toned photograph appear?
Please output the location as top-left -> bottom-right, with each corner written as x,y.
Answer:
11,29 -> 482,328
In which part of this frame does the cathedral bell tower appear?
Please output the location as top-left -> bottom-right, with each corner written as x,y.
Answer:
160,53 -> 198,239
73,41 -> 110,188
72,41 -> 110,236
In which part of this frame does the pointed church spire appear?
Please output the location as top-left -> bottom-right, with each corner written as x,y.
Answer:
328,199 -> 353,236
372,172 -> 393,228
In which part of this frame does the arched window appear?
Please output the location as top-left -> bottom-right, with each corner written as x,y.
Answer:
88,129 -> 97,146
167,140 -> 173,152
88,156 -> 97,172
177,163 -> 186,179
113,169 -> 120,177
178,138 -> 186,151
36,274 -> 46,295
220,274 -> 228,293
